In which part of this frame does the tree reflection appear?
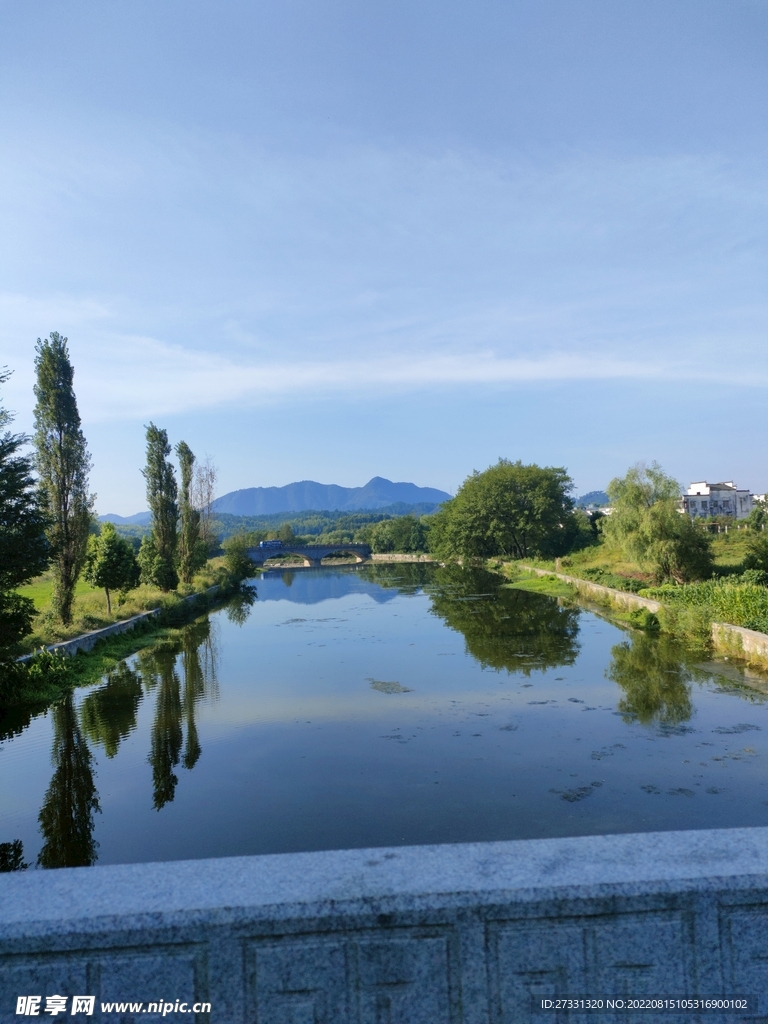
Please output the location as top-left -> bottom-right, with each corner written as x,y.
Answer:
139,618 -> 218,808
607,633 -> 694,726
80,662 -> 143,758
426,564 -> 580,674
37,695 -> 100,868
225,583 -> 257,627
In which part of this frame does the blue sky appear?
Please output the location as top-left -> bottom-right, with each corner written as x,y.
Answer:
1,0 -> 766,514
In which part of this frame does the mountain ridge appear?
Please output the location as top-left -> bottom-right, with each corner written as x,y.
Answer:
100,476 -> 452,523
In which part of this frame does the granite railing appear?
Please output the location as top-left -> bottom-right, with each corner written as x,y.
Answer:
2,827 -> 768,1022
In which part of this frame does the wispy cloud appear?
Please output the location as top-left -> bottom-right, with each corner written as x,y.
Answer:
41,336 -> 768,422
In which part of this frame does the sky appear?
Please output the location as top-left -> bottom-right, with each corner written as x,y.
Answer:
0,0 -> 766,514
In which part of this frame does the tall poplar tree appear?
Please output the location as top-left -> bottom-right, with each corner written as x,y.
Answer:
175,440 -> 203,584
141,423 -> 178,591
33,334 -> 94,625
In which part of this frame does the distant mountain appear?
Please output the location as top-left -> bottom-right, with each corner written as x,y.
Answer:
576,490 -> 610,508
211,477 -> 452,516
99,511 -> 152,525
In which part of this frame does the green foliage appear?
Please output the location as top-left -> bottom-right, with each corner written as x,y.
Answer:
360,515 -> 429,553
0,592 -> 38,650
142,424 -> 178,590
135,534 -> 179,591
743,532 -> 768,573
24,649 -> 75,683
33,334 -> 94,624
747,500 -> 768,531
429,459 -> 575,560
642,579 -> 768,637
83,522 -> 140,614
176,441 -> 205,583
604,462 -> 713,583
222,532 -> 256,580
578,566 -> 649,593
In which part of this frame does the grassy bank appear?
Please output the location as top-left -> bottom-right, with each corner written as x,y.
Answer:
15,558 -> 228,654
3,560 -> 248,708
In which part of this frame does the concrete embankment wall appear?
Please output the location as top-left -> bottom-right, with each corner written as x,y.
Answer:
369,553 -> 436,563
522,565 -> 768,668
521,565 -> 662,612
17,586 -> 221,662
2,827 -> 768,1021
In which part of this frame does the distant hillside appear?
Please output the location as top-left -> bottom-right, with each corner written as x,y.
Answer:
99,511 -> 152,525
211,477 -> 451,516
212,504 -> 441,540
576,490 -> 609,507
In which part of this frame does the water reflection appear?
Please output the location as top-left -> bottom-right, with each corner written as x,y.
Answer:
607,633 -> 695,727
37,695 -> 100,868
225,583 -> 257,627
426,565 -> 581,674
138,618 -> 218,809
80,662 -> 143,758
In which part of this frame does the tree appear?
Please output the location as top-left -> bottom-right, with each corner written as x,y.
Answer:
366,515 -> 428,554
190,455 -> 218,553
0,368 -> 50,653
142,423 -> 178,591
222,531 -> 256,580
33,334 -> 94,624
175,441 -> 206,583
604,463 -> 713,584
82,522 -> 140,614
429,459 -> 575,560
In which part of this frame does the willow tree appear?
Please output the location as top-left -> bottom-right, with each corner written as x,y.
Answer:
141,423 -> 178,591
33,334 -> 94,624
175,441 -> 205,584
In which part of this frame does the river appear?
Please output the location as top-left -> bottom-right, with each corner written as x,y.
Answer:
3,563 -> 768,870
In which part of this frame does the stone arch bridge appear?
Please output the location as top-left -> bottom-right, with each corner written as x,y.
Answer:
246,543 -> 371,568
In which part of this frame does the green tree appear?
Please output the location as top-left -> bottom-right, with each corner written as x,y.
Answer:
429,459 -> 575,560
142,423 -> 178,591
0,368 -> 50,654
605,463 -> 713,583
82,522 -> 140,614
175,441 -> 206,584
222,531 -> 256,580
33,334 -> 94,624
364,515 -> 428,553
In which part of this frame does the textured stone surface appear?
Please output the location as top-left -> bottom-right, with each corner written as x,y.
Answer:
2,828 -> 768,1022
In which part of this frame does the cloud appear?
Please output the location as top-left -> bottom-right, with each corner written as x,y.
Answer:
31,334 -> 766,422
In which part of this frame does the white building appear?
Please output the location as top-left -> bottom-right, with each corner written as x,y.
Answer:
683,481 -> 753,520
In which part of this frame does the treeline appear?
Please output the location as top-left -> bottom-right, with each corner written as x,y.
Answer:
0,333 -> 241,677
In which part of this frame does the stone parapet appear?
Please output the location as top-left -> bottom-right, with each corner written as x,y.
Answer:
2,827 -> 768,1021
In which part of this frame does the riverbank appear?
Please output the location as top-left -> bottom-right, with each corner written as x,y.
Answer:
504,562 -> 768,671
3,579 -> 245,708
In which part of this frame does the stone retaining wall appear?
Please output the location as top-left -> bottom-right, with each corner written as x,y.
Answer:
522,566 -> 768,669
369,553 -> 436,563
17,586 -> 220,662
2,827 -> 768,1022
521,565 -> 662,612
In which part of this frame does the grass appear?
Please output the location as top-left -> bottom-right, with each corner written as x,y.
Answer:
642,579 -> 768,636
504,570 -> 576,599
15,558 -> 228,655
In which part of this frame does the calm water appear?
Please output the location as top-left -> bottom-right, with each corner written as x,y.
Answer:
3,563 -> 768,869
